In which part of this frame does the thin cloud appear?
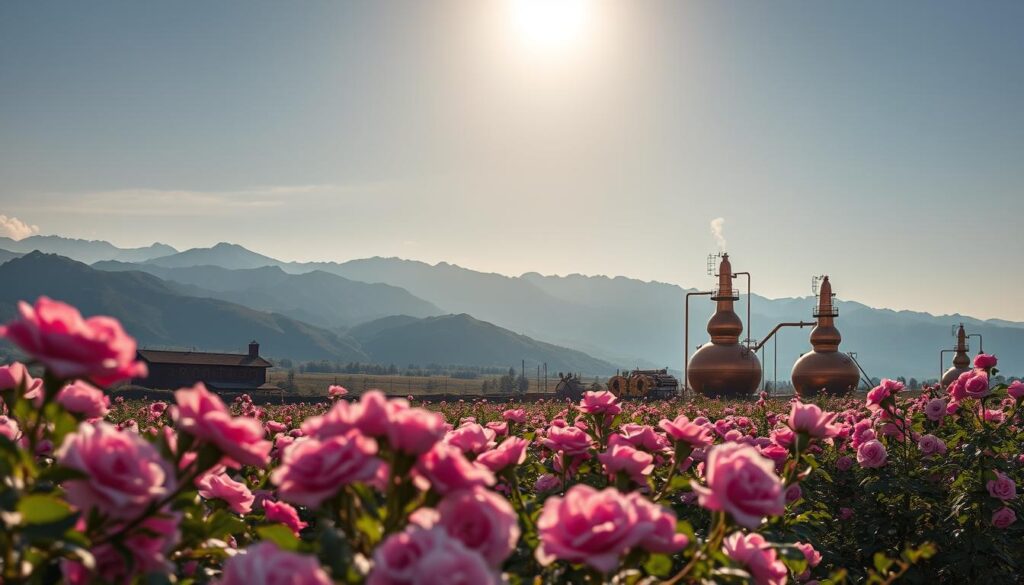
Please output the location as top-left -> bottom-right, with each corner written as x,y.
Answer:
0,214 -> 40,240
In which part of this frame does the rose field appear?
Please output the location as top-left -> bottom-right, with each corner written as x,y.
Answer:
0,297 -> 1022,584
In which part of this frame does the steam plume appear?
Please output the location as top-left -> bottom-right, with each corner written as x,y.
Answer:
710,217 -> 726,251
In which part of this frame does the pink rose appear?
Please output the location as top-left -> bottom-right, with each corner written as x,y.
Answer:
659,415 -> 714,448
263,499 -> 308,535
0,415 -> 20,441
986,471 -> 1016,500
796,541 -> 822,567
691,443 -> 785,529
963,371 -> 990,398
196,472 -> 254,514
271,431 -> 380,507
974,353 -> 998,370
992,506 -> 1017,529
415,443 -> 495,495
63,513 -> 180,584
445,423 -> 496,455
302,398 -> 359,439
217,541 -> 332,585
502,408 -> 526,424
477,437 -> 528,473
785,482 -> 803,503
57,421 -> 172,520
917,434 -> 946,457
1008,380 -> 1024,400
355,390 -> 399,437
835,455 -> 853,472
788,402 -> 840,439
56,381 -> 110,420
856,439 -> 887,468
866,379 -> 903,410
536,484 -> 649,573
174,383 -> 272,467
387,407 -> 447,455
620,423 -> 669,452
597,436 -> 655,485
436,487 -> 520,567
0,361 -> 43,404
0,297 -> 147,385
924,398 -> 947,421
578,391 -> 621,416
328,384 -> 348,397
368,524 -> 496,585
722,532 -> 787,585
628,493 -> 689,554
541,424 -> 592,456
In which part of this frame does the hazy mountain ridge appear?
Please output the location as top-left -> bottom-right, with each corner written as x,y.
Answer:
0,235 -> 176,264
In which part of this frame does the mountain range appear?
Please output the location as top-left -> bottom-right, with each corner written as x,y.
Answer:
1,235 -> 1022,379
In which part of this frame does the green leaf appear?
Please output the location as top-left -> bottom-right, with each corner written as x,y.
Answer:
257,524 -> 301,551
18,494 -> 73,524
643,553 -> 673,577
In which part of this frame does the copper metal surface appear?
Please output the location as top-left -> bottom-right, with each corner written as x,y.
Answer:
791,276 -> 860,396
687,254 -> 763,397
941,324 -> 972,388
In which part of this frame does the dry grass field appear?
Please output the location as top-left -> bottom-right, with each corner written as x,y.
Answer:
265,370 -> 607,397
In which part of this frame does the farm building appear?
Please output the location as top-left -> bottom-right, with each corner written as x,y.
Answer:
131,341 -> 278,393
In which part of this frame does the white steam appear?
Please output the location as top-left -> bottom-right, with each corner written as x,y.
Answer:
710,217 -> 726,251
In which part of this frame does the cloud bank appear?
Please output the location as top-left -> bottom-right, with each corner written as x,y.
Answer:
0,214 -> 40,240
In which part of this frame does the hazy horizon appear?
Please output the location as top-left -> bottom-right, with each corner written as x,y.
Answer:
2,1 -> 1023,321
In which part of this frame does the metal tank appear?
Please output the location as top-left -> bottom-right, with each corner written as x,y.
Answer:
791,276 -> 860,396
941,324 -> 972,388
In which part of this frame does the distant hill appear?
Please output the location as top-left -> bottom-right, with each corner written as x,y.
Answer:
350,314 -> 616,375
144,242 -> 282,270
0,248 -> 23,264
0,253 -> 368,363
0,235 -> 176,264
92,262 -> 443,328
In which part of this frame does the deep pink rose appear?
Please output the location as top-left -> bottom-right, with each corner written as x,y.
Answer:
56,381 -> 110,420
856,439 -> 887,468
986,471 -> 1016,500
974,353 -> 998,370
502,408 -> 526,424
628,493 -> 689,554
0,415 -> 20,441
388,407 -> 447,455
788,402 -> 839,438
597,436 -> 654,485
174,383 -> 272,467
917,434 -> 946,457
57,421 -> 173,519
302,398 -> 359,439
263,499 -> 308,535
835,455 -> 853,472
196,472 -> 254,514
541,424 -> 592,456
0,297 -> 147,385
659,415 -> 714,448
866,379 -> 903,410
217,541 -> 332,585
415,443 -> 495,495
368,524 -> 496,585
0,361 -> 43,404
436,487 -> 519,567
620,423 -> 669,452
477,437 -> 528,473
445,423 -> 496,455
328,384 -> 348,397
1009,380 -> 1024,400
691,443 -> 785,529
63,513 -> 180,584
722,532 -> 787,585
535,484 -> 649,573
963,371 -> 990,398
355,390 -> 399,437
271,431 -> 380,507
578,391 -> 621,416
992,506 -> 1016,529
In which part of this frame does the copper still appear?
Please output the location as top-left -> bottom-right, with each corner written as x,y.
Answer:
941,324 -> 972,388
790,276 -> 860,396
687,254 -> 762,397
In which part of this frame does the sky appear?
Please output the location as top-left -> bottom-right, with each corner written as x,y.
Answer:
1,1 -> 1022,320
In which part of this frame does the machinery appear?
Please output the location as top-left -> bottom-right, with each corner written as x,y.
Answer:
554,372 -> 587,401
790,276 -> 860,396
616,369 -> 679,400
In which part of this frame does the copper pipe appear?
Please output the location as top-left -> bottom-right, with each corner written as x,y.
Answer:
684,290 -> 714,393
968,333 -> 984,354
939,349 -> 957,384
752,322 -> 816,352
732,272 -> 751,347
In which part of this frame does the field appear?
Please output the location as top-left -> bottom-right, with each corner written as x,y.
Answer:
266,369 -> 580,397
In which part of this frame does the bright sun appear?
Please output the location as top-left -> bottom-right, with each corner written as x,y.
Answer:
508,0 -> 592,53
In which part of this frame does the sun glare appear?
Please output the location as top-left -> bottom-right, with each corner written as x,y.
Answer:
508,0 -> 592,53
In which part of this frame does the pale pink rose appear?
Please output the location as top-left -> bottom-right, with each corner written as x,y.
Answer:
445,423 -> 496,455
301,398 -> 359,439
598,436 -> 655,485
265,420 -> 287,434
174,383 -> 272,467
263,499 -> 308,536
974,353 -> 998,370
722,532 -> 787,585
627,494 -> 689,554
56,381 -> 110,420
477,437 -> 528,473
369,524 -> 497,585
659,414 -> 714,448
0,297 -> 147,385
917,434 -> 946,457
535,484 -> 649,573
691,443 -> 785,529
856,439 -> 887,468
992,506 -> 1017,529
964,371 -> 990,398
1008,380 -> 1024,400
328,384 -> 348,397
415,443 -> 495,495
619,423 -> 669,452
788,402 -> 840,439
217,541 -> 332,585
196,472 -> 254,514
770,427 -> 795,449
0,361 -> 43,405
502,408 -> 526,424
986,471 -> 1016,500
436,487 -> 520,567
924,398 -> 947,421
271,431 -> 380,507
485,421 -> 508,437
0,415 -> 21,441
541,424 -> 592,456
57,422 -> 172,519
578,390 -> 621,416
388,407 -> 447,455
796,541 -> 822,567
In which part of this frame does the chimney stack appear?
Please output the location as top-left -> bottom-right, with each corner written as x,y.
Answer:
248,340 -> 259,359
